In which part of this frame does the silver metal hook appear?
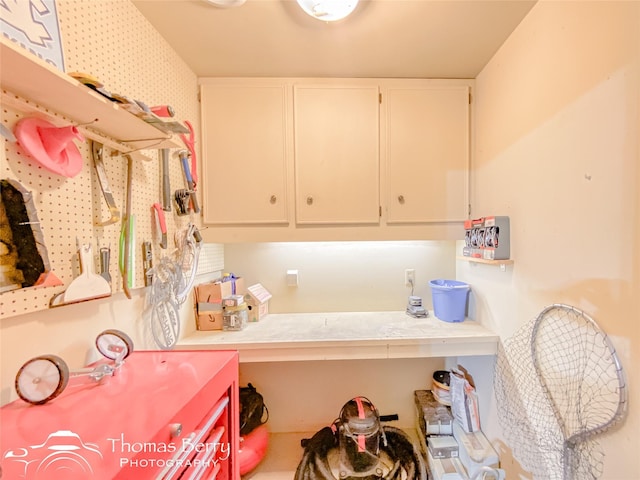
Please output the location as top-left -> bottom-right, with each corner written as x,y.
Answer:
75,118 -> 99,128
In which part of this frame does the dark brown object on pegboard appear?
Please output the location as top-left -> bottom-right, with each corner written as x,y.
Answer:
0,179 -> 45,287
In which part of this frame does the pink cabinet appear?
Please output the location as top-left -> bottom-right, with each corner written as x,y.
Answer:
0,350 -> 240,480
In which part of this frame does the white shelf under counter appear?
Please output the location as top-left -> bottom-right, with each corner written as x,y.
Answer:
177,311 -> 499,362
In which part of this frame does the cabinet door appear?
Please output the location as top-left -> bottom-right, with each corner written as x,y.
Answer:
384,85 -> 470,223
294,85 -> 380,225
201,83 -> 290,224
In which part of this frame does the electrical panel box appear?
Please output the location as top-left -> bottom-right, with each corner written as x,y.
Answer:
462,216 -> 510,260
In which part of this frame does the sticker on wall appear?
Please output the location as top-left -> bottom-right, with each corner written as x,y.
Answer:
0,0 -> 65,71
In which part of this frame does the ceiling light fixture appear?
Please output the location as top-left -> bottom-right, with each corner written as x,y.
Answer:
296,0 -> 359,22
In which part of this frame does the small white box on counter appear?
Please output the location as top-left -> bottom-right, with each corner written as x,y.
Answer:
223,294 -> 245,307
453,421 -> 499,478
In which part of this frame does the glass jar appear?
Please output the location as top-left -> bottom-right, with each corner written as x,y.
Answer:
223,304 -> 248,331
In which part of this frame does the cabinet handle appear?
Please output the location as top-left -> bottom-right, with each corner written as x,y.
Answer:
169,423 -> 183,438
306,196 -> 313,206
159,396 -> 229,479
398,195 -> 405,204
270,195 -> 277,204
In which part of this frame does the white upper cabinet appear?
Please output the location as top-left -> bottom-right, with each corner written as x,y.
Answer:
200,81 -> 290,224
199,78 -> 473,242
382,83 -> 470,223
293,84 -> 380,225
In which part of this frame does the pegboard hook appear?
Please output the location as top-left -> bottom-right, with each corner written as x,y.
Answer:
75,118 -> 99,127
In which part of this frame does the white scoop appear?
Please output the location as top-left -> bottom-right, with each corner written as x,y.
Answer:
50,244 -> 111,307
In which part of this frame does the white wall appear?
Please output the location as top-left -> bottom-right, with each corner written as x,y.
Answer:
461,1 -> 640,478
224,241 -> 456,313
240,357 -> 445,434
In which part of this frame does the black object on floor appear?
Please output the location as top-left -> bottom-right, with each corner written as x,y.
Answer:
295,396 -> 427,480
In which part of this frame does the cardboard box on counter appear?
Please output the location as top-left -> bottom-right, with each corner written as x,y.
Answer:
194,276 -> 245,331
195,305 -> 223,331
196,276 -> 245,302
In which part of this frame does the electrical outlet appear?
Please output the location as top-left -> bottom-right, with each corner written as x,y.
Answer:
286,269 -> 299,287
405,269 -> 415,287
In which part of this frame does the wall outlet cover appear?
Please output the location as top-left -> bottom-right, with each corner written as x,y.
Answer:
286,269 -> 299,287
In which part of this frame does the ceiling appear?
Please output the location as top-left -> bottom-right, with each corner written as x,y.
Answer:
133,0 -> 536,79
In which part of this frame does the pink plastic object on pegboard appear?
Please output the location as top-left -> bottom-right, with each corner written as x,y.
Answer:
14,118 -> 85,178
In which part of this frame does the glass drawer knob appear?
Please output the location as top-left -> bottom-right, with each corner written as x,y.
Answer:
169,423 -> 183,438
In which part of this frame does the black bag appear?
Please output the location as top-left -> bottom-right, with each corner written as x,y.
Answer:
239,383 -> 269,436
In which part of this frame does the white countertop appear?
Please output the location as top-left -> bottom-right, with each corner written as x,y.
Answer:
177,311 -> 499,362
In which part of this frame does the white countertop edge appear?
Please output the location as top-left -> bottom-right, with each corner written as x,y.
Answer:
177,311 -> 499,361
177,333 -> 499,349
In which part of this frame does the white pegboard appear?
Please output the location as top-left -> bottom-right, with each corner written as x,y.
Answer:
0,0 -> 209,319
196,243 -> 225,276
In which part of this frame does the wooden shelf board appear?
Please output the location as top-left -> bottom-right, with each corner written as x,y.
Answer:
1,37 -> 180,151
456,256 -> 513,266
